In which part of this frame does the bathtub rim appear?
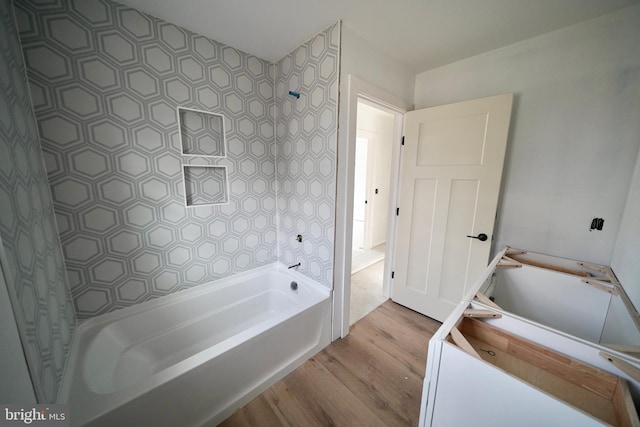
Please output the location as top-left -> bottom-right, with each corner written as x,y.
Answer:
72,262 -> 327,331
57,262 -> 331,407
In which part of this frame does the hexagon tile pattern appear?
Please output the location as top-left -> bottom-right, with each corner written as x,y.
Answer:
276,23 -> 340,288
0,0 -> 76,403
17,0 -> 277,319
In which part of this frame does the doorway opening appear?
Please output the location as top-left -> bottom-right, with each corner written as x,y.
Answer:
332,75 -> 410,340
349,99 -> 397,325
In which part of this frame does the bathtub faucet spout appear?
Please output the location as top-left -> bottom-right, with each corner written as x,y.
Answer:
288,262 -> 301,269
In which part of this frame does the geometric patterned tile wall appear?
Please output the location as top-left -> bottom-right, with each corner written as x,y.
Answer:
275,23 -> 340,288
0,0 -> 76,403
16,0 -> 277,319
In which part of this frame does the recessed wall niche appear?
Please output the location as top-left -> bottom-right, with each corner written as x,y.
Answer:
183,165 -> 229,207
178,107 -> 229,207
178,107 -> 227,158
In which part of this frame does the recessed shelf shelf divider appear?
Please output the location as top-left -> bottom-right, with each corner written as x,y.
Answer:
182,165 -> 229,207
177,107 -> 229,207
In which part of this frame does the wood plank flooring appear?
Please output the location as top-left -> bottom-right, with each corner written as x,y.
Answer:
220,300 -> 441,427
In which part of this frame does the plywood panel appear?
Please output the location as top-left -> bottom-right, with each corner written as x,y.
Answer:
460,318 -> 619,401
431,343 -> 605,426
465,334 -> 616,425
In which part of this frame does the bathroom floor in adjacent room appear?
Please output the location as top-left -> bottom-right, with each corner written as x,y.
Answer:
350,260 -> 387,325
351,244 -> 385,274
350,243 -> 387,325
220,300 -> 441,427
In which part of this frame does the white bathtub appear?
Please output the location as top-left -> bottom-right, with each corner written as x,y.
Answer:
58,263 -> 332,426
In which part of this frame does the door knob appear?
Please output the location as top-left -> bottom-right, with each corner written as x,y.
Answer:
466,233 -> 488,242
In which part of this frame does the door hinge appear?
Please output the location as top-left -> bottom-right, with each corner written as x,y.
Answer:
396,207 -> 399,216
391,271 -> 395,279
401,136 -> 405,146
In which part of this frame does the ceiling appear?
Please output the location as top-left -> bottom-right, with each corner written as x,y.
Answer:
117,0 -> 640,73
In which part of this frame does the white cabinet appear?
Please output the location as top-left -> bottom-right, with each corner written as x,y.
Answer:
420,248 -> 640,427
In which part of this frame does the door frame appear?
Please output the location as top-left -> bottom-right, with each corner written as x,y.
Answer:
332,75 -> 411,339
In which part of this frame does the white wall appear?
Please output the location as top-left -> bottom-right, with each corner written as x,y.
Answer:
414,5 -> 640,264
341,26 -> 415,105
611,150 -> 640,310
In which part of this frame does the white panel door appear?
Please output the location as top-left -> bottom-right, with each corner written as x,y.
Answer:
392,94 -> 513,321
